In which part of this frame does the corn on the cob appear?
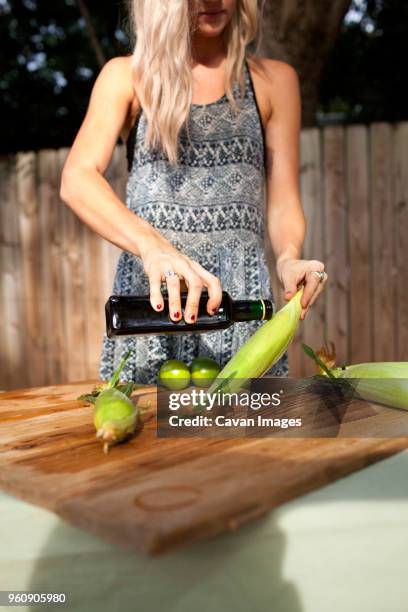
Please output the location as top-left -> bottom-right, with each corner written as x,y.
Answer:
303,344 -> 408,411
78,350 -> 140,452
332,363 -> 408,410
207,289 -> 303,395
94,387 -> 138,453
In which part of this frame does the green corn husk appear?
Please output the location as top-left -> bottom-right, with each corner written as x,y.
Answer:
332,362 -> 408,411
77,350 -> 139,453
94,387 -> 138,453
77,350 -> 146,404
207,289 -> 303,396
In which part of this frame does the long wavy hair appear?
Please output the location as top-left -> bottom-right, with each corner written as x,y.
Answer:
129,0 -> 266,164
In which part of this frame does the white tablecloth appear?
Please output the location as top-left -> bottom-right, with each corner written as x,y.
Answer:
1,451 -> 408,612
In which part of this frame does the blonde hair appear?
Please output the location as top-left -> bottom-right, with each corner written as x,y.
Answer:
130,0 -> 266,165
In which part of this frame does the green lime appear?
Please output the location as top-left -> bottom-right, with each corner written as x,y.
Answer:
158,359 -> 190,390
191,357 -> 221,388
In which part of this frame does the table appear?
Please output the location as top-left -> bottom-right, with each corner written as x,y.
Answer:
1,449 -> 407,612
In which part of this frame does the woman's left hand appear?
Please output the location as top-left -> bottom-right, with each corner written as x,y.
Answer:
276,258 -> 328,320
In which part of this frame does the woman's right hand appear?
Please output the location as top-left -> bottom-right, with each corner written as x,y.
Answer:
140,237 -> 223,323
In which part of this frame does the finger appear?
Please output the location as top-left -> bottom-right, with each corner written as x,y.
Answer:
300,306 -> 309,321
183,281 -> 203,324
308,280 -> 326,309
173,261 -> 204,323
301,276 -> 327,318
308,260 -> 325,272
184,280 -> 204,323
165,273 -> 182,321
301,271 -> 321,308
148,269 -> 164,312
283,278 -> 298,301
189,261 -> 222,314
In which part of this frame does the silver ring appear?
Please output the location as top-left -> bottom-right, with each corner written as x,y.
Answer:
315,271 -> 326,283
164,270 -> 177,278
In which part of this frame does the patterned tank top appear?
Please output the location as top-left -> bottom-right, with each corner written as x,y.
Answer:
99,59 -> 288,384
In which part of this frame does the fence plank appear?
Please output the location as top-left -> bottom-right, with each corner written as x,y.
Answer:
347,126 -> 371,363
0,159 -> 7,389
0,157 -> 11,389
1,125 -> 407,390
37,150 -> 53,386
300,128 -> 325,376
323,126 -> 349,364
370,124 -> 396,361
58,149 -> 88,382
38,150 -> 66,384
394,123 -> 408,360
0,156 -> 26,390
16,152 -> 48,387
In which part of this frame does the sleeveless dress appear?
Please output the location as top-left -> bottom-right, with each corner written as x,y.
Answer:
99,60 -> 289,384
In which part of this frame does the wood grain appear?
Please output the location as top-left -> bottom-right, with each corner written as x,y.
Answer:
0,156 -> 26,390
0,157 -> 15,389
59,149 -> 88,382
394,124 -> 408,361
370,124 -> 396,361
37,150 -> 64,385
16,152 -> 46,387
1,381 -> 408,555
300,128 -> 326,375
1,126 -> 408,390
323,126 -> 349,364
347,126 -> 371,363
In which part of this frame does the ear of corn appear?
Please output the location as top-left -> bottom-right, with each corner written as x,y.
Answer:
332,363 -> 408,411
207,289 -> 303,395
303,345 -> 408,411
94,387 -> 138,453
332,363 -> 408,379
78,350 -> 139,453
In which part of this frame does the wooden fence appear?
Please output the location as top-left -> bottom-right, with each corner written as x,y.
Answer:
0,123 -> 407,390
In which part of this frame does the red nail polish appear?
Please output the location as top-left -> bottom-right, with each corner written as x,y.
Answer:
157,304 -> 162,310
174,311 -> 180,318
190,314 -> 196,321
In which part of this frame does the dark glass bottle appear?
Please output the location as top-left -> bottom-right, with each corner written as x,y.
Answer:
105,290 -> 273,337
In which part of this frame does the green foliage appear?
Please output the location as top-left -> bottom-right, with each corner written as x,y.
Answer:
1,0 -> 407,152
320,0 -> 408,123
0,0 -> 130,153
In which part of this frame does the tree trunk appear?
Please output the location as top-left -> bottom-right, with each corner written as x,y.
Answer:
259,0 -> 352,126
76,0 -> 106,68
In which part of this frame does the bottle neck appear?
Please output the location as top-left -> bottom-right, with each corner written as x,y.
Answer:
232,299 -> 273,322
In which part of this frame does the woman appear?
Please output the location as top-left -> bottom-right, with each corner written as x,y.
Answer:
60,0 -> 327,384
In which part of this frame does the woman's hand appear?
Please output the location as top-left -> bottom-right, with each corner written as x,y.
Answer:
140,236 -> 223,323
277,258 -> 328,320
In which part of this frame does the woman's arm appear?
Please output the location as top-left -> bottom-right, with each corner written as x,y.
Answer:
263,60 -> 327,319
60,57 -> 155,257
60,57 -> 222,322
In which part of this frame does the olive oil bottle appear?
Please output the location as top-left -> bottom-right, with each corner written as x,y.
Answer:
105,290 -> 273,337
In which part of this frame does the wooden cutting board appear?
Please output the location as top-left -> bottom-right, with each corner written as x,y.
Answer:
1,380 -> 408,555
